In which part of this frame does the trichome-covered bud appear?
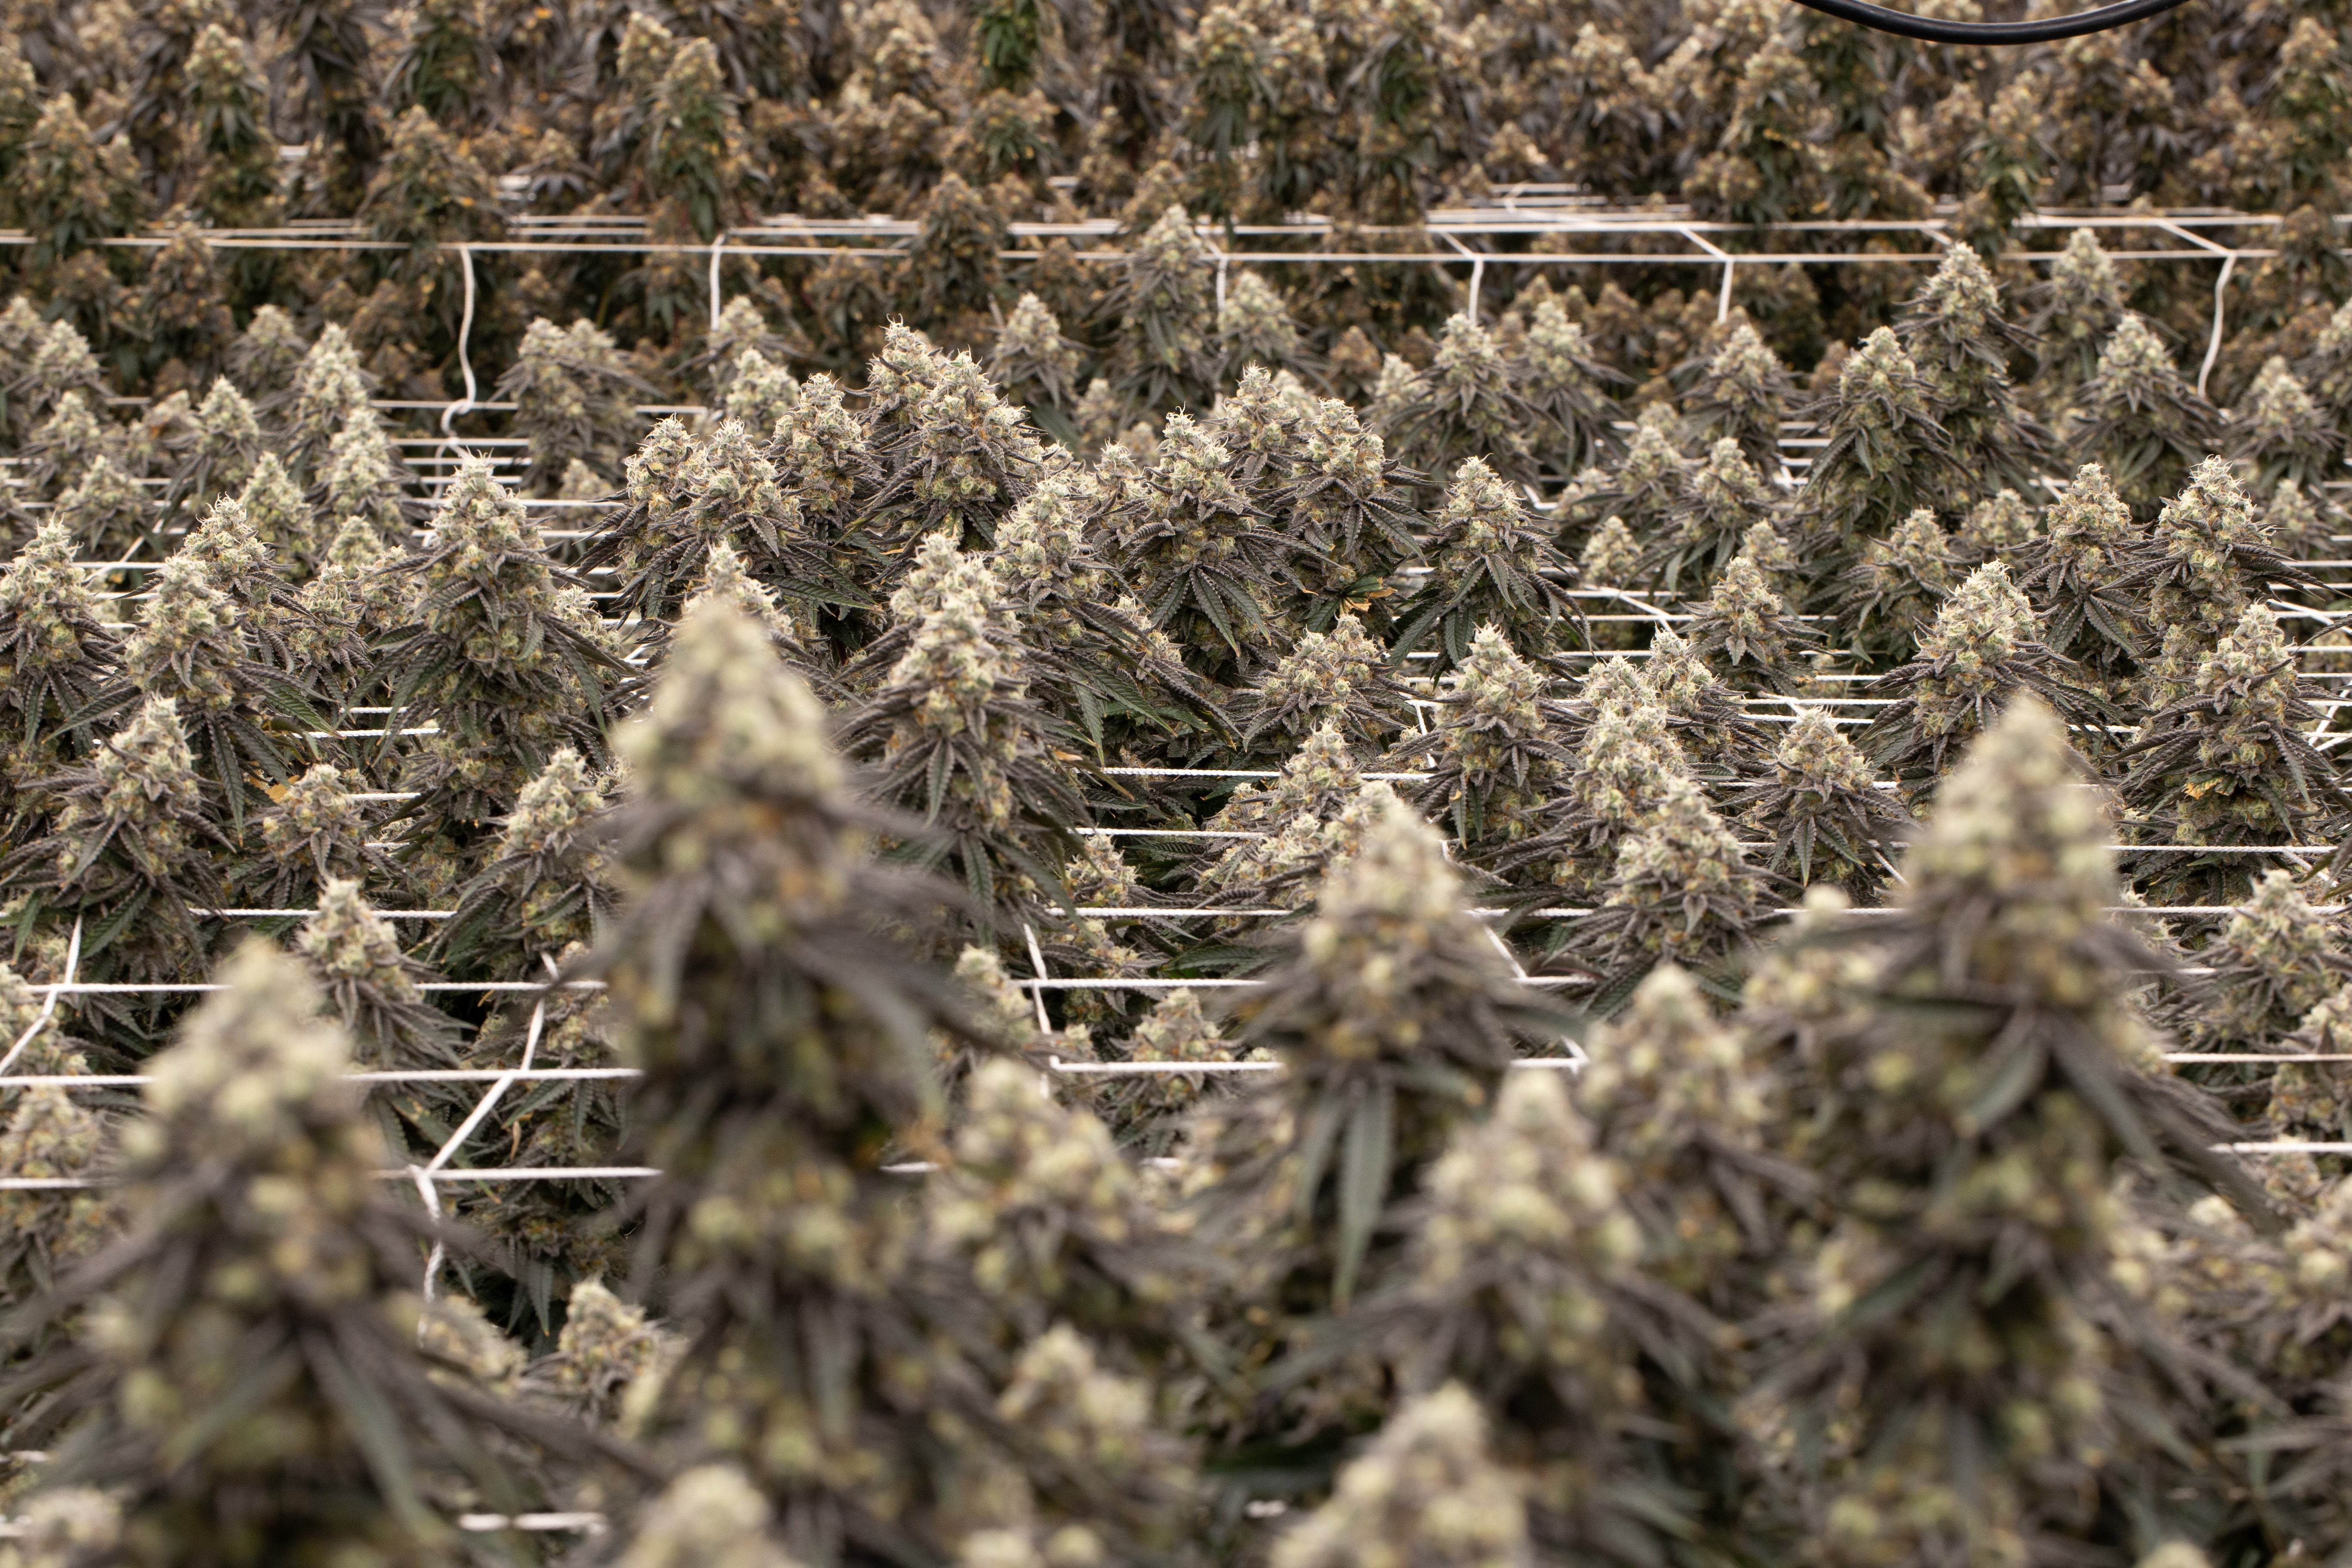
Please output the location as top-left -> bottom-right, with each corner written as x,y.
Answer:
1865,560 -> 2103,792
1396,455 -> 1577,670
990,291 -> 1085,414
1216,272 -> 1305,389
1653,435 -> 1777,593
1242,611 -> 1412,755
1683,551 -> 1814,692
1269,1384 -> 1532,1568
2066,312 -> 2220,516
1681,319 -> 1792,473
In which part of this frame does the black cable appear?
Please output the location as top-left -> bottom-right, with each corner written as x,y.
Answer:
1784,0 -> 2195,44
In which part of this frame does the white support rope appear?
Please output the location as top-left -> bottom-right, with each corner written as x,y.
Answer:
708,228 -> 729,333
439,245 -> 479,438
0,919 -> 79,1081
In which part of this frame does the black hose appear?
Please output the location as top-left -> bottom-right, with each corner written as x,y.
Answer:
1784,0 -> 2195,44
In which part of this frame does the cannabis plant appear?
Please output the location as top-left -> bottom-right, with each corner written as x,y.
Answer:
864,349 -> 1049,553
1489,671 -> 1695,897
1788,327 -> 1961,587
163,377 -> 268,526
130,224 -> 237,394
1392,623 -> 1576,861
1239,611 -> 1412,759
1272,394 -> 1427,636
1216,270 -> 1310,391
6,320 -> 108,447
2119,455 -> 2315,707
2116,605 -> 2347,903
446,962 -> 634,1337
1193,793 -> 1571,1341
292,878 -> 467,1155
1092,987 -> 1247,1156
590,600 -> 1158,1562
112,538 -> 325,836
1382,313 -> 1545,485
2026,228 -> 2132,407
1102,206 -> 1219,415
1864,560 -> 2109,792
1579,954 -> 1792,1310
181,21 -> 281,228
1648,435 -> 1780,594
1209,360 -> 1303,498
2228,354 -> 2345,499
1207,720 -> 1367,835
1191,779 -> 1401,937
988,291 -> 1087,431
377,456 -> 620,857
224,303 -> 307,403
1680,552 -> 1817,694
12,97 -> 144,276
496,317 -> 651,496
707,352 -> 795,447
431,746 -> 613,982
1834,506 -> 1960,669
2263,477 -> 2339,561
904,172 -> 1008,339
1392,456 -> 1577,671
2164,868 -> 2351,1066
1895,243 -> 2054,500
1341,1053 -> 1651,1551
768,371 -> 882,558
1553,772 -> 1768,1008
2266,983 -> 2352,1149
532,1276 -> 665,1427
312,407 -> 415,553
0,695 -> 227,1056
2010,462 -> 2146,695
1575,516 -> 1644,612
178,496 -> 312,655
836,542 -> 1085,926
1641,627 -> 1778,782
2065,312 -> 2222,517
1112,411 -> 1301,678
356,107 -> 505,355
291,521 -> 419,712
236,762 -> 396,913
1765,697 -> 2266,1568
2299,297 -> 2352,446
0,1072 -> 113,1311
1953,488 -> 2040,564
982,478 -> 1233,760
0,942 -> 608,1559
1736,707 -> 1914,899
49,455 -> 158,565
1518,295 -> 1626,477
1269,1385 -> 1534,1568
1681,318 -> 1795,473
0,522 -> 119,831
600,415 -> 857,630
17,389 -> 115,502
276,322 -> 377,487
233,449 -> 319,567
925,1055 -> 1203,1371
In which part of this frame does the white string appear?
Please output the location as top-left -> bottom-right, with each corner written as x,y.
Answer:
439,245 -> 479,438
0,919 -> 80,1081
408,1164 -> 445,1323
708,229 -> 729,334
